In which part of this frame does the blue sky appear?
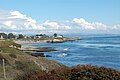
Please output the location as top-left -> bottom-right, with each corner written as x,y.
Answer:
0,0 -> 119,24
0,0 -> 120,34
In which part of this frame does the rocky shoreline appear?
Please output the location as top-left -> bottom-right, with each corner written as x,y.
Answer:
21,47 -> 57,57
14,37 -> 80,44
13,37 -> 80,57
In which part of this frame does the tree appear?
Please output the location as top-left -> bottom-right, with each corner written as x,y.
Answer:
8,33 -> 15,39
0,33 -> 7,39
53,33 -> 57,37
18,34 -> 24,39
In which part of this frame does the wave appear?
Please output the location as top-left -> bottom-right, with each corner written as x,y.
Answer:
63,48 -> 70,51
78,43 -> 120,49
58,53 -> 68,57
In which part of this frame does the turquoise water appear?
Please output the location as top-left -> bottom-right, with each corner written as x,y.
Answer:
24,35 -> 120,70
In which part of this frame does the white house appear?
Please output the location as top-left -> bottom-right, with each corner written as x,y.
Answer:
57,35 -> 63,38
0,35 -> 4,39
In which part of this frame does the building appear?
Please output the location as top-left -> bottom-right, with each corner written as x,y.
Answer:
0,35 -> 4,39
57,35 -> 63,38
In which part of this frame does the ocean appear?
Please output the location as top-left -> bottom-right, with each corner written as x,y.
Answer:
22,34 -> 120,70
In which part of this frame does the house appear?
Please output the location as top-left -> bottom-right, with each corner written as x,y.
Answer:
36,35 -> 43,38
57,35 -> 63,38
0,33 -> 7,39
36,34 -> 49,38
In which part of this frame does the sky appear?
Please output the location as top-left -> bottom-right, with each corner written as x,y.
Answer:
0,0 -> 120,35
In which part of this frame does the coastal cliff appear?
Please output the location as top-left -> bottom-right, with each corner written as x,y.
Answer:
0,40 -> 66,80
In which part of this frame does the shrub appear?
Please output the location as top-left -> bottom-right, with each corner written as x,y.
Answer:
14,61 -> 42,80
25,65 -> 120,80
9,53 -> 17,58
15,61 -> 41,72
0,53 -> 9,65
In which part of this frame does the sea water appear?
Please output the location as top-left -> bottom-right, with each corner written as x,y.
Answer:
24,34 -> 120,70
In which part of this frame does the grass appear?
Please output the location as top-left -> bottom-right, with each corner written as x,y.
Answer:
0,40 -> 22,55
0,40 -> 31,79
15,60 -> 41,71
0,47 -> 23,55
0,40 -> 65,80
9,53 -> 17,58
0,40 -> 21,48
14,60 -> 42,80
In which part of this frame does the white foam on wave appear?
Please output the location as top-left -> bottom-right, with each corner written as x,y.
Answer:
63,48 -> 70,51
78,43 -> 120,48
58,53 -> 67,57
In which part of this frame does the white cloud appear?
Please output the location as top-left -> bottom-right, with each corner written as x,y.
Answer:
72,18 -> 120,34
43,20 -> 60,29
0,9 -> 120,34
73,18 -> 95,29
112,24 -> 120,29
3,21 -> 13,27
0,10 -> 45,31
43,20 -> 71,30
64,26 -> 71,29
73,18 -> 108,30
0,10 -> 71,34
9,11 -> 26,19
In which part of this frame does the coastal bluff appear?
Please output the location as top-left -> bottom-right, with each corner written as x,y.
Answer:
0,40 -> 66,80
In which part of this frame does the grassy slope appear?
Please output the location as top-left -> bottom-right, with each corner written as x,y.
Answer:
0,40 -> 65,80
0,40 -> 21,48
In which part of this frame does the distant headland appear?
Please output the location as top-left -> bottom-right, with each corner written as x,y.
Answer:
0,33 -> 80,44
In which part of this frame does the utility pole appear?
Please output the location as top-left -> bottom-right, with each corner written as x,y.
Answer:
2,59 -> 6,79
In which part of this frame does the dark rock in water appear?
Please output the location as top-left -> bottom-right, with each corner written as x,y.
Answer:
36,47 -> 57,52
31,52 -> 45,57
22,47 -> 57,53
45,55 -> 52,57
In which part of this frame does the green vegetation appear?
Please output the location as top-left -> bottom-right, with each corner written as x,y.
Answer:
9,53 -> 17,58
8,33 -> 16,39
0,40 -> 22,55
0,33 -> 7,39
0,40 -> 21,48
14,60 -> 42,80
0,47 -> 22,55
0,40 -> 65,80
22,65 -> 120,80
15,61 -> 41,71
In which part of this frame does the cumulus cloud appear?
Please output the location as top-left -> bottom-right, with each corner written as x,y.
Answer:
41,20 -> 71,34
72,18 -> 120,34
3,21 -> 13,27
43,20 -> 71,30
73,18 -> 108,30
0,10 -> 45,31
0,9 -> 120,34
9,11 -> 26,19
0,10 -> 71,34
